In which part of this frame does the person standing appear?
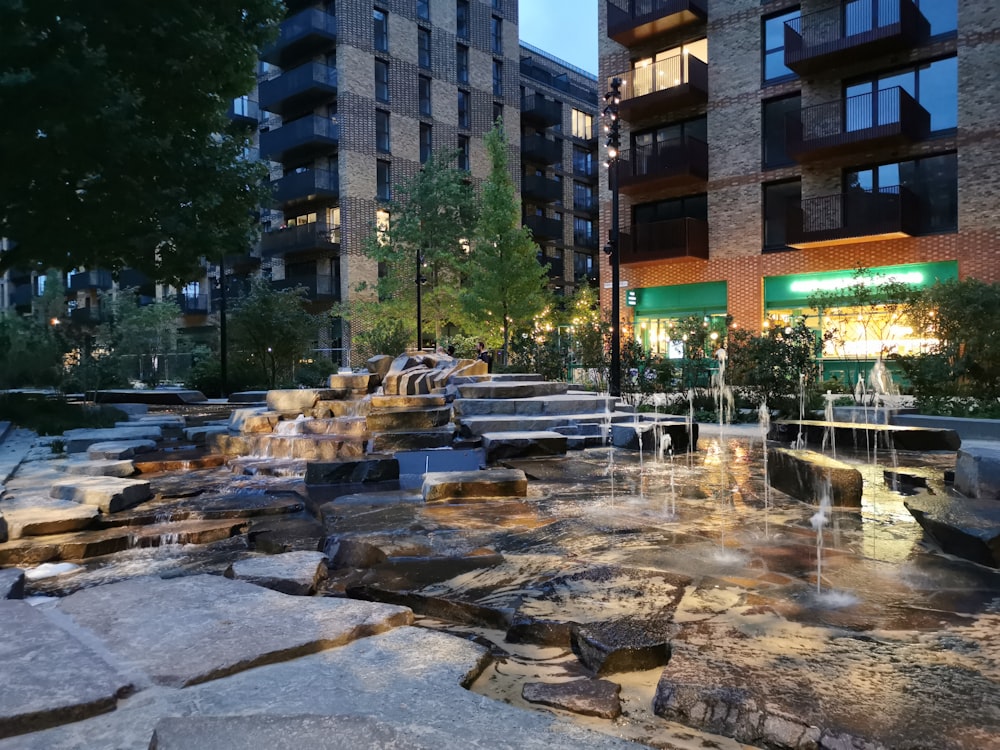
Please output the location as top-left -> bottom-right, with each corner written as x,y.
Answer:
476,341 -> 493,373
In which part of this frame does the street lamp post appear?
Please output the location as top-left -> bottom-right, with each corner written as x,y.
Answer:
604,77 -> 623,398
415,248 -> 426,351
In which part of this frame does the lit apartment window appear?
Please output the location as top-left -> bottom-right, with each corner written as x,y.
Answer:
376,208 -> 391,245
375,59 -> 390,103
417,0 -> 430,21
492,60 -> 503,97
456,44 -> 469,84
456,0 -> 470,39
491,15 -> 502,54
631,39 -> 707,98
458,89 -> 470,129
763,9 -> 798,84
376,110 -> 390,153
373,8 -> 388,52
419,75 -> 432,116
458,135 -> 470,171
377,160 -> 391,200
571,109 -> 592,139
418,28 -> 432,69
420,123 -> 433,164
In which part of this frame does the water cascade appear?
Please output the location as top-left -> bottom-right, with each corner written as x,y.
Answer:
822,391 -> 837,458
757,400 -> 771,537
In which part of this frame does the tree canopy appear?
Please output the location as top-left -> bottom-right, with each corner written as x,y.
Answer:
0,0 -> 283,284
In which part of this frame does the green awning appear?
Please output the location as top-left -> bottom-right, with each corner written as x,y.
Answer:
631,281 -> 727,317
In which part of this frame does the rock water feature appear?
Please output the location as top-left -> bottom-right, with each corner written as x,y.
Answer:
2,354 -> 1000,749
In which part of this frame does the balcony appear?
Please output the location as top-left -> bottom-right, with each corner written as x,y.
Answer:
68,270 -> 113,292
521,134 -> 562,165
261,221 -> 341,258
787,186 -> 919,249
788,87 -> 930,163
541,256 -> 565,280
574,196 -> 599,215
260,8 -> 338,68
227,97 -> 259,127
606,0 -> 707,46
260,115 -> 340,162
574,232 -> 598,249
619,218 -> 709,264
10,284 -> 33,310
271,274 -> 339,301
70,307 -> 108,325
525,215 -> 564,242
259,63 -> 338,118
522,174 -> 562,203
784,0 -> 930,75
617,136 -> 707,194
270,169 -> 340,208
521,94 -> 562,128
177,294 -> 210,315
616,54 -> 708,121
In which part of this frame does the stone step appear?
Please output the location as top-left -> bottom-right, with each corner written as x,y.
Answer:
456,412 -> 634,437
209,433 -> 366,461
369,427 -> 456,453
366,407 -> 452,432
422,469 -> 528,501
49,476 -> 153,513
481,431 -> 568,463
304,456 -> 399,485
273,416 -> 368,437
454,394 -> 614,417
62,426 -> 163,454
95,491 -> 305,529
456,381 -> 569,399
1,504 -> 99,540
769,419 -> 961,452
905,493 -> 1000,568
370,394 -> 448,410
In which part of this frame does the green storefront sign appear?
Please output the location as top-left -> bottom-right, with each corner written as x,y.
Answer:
630,280 -> 728,317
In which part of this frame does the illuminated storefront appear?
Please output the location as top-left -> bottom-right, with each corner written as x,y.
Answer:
628,281 -> 728,358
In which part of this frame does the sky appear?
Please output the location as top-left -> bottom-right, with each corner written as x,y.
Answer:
518,0 -> 599,76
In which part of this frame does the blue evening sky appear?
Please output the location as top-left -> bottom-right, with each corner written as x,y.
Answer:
518,0 -> 598,76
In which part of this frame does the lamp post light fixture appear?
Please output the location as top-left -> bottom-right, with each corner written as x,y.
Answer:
603,76 -> 623,398
415,249 -> 428,351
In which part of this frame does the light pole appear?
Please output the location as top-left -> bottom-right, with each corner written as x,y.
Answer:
604,77 -> 623,398
415,248 -> 426,351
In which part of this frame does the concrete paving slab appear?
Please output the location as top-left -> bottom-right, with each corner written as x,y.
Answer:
55,574 -> 413,687
60,458 -> 135,478
0,600 -> 132,740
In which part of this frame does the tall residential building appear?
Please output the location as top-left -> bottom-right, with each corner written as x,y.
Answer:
600,0 -> 998,380
255,0 -> 521,364
518,43 -> 600,295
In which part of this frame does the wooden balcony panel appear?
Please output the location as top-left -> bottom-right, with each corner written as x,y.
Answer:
606,0 -> 707,46
619,217 -> 709,265
787,187 -> 919,249
616,55 -> 708,122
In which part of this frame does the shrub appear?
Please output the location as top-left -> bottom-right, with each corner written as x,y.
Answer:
0,394 -> 126,435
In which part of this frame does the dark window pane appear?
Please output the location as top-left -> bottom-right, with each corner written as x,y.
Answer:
419,123 -> 432,164
417,0 -> 430,21
917,0 -> 957,35
762,95 -> 799,169
376,110 -> 390,153
763,180 -> 801,250
377,160 -> 391,200
918,57 -> 958,131
456,0 -> 469,39
419,76 -> 432,116
456,45 -> 469,84
458,90 -> 470,128
373,9 -> 388,52
763,10 -> 799,83
418,29 -> 432,69
375,60 -> 389,103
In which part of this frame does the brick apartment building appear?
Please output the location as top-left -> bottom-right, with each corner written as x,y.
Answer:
600,0 -> 999,381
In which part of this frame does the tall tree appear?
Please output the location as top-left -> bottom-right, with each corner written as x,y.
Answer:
463,123 -> 550,360
361,151 -> 478,348
0,0 -> 283,284
97,288 -> 182,386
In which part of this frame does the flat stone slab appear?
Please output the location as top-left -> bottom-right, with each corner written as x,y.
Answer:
184,425 -> 229,444
955,446 -> 1000,500
369,428 -> 455,453
422,469 -> 528,501
327,372 -> 379,391
366,406 -> 452,432
905,493 -> 1000,568
95,389 -> 206,405
456,381 -> 569,399
224,551 -> 329,595
304,456 -> 399,485
454,394 -> 614,417
0,600 -> 132,739
55,574 -> 413,687
522,679 -> 622,719
0,568 -> 24,599
370,394 -> 448,409
227,391 -> 268,404
481,431 -> 567,462
2,504 -> 98,539
63,427 -> 163,454
60,458 -> 135,478
769,419 -> 961,452
49,476 -> 152,513
266,389 -> 341,413
611,421 -> 698,454
86,440 -> 157,460
767,447 -> 863,508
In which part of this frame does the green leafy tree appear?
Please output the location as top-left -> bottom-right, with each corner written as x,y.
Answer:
228,279 -> 319,388
0,315 -> 65,388
96,289 -> 182,386
0,0 -> 282,283
727,319 -> 820,412
463,123 -> 551,362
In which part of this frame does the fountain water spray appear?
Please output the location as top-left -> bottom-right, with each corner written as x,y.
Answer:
811,477 -> 833,594
758,400 -> 771,537
822,391 -> 837,458
793,372 -> 807,449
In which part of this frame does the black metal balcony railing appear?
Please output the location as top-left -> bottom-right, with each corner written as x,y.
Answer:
521,134 -> 563,165
259,63 -> 338,117
619,217 -> 709,263
177,294 -> 210,315
521,94 -> 562,128
68,270 -> 114,292
227,97 -> 259,125
616,54 -> 708,120
261,8 -> 338,67
784,0 -> 930,74
606,0 -> 708,46
522,174 -> 562,203
271,275 -> 339,300
261,220 -> 341,257
574,195 -> 599,214
541,256 -> 565,279
525,214 -> 564,242
270,169 -> 340,207
788,86 -> 930,162
260,115 -> 340,162
617,135 -> 708,193
519,56 -> 598,105
787,186 -> 919,248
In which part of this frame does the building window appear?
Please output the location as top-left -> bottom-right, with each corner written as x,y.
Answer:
376,208 -> 391,245
373,8 -> 388,52
573,182 -> 594,212
631,117 -> 706,176
456,44 -> 469,84
418,28 -> 432,69
634,194 -> 707,225
458,135 -> 471,171
491,15 -> 503,54
416,0 -> 430,21
573,251 -> 594,282
573,216 -> 594,244
763,180 -> 801,251
631,39 -> 707,98
492,60 -> 503,97
572,146 -> 593,176
571,109 -> 592,139
375,59 -> 390,103
420,123 -> 432,164
762,95 -> 799,169
458,89 -> 470,129
845,57 -> 957,134
376,110 -> 390,153
845,153 -> 956,234
418,75 -> 432,116
456,0 -> 470,39
763,9 -> 799,84
492,102 -> 503,125
377,160 -> 391,200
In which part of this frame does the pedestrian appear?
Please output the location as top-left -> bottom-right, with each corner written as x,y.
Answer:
476,341 -> 493,373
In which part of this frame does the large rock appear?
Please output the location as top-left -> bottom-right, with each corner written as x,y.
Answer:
422,469 -> 528,501
457,381 -> 569,399
369,428 -> 456,453
0,600 -> 132,739
611,421 -> 698,453
60,458 -> 135,478
767,447 -> 863,508
86,440 -> 157,460
522,679 -> 622,719
49,476 -> 152,513
227,407 -> 272,433
954,446 -> 1000,499
327,372 -> 379,393
62,426 -> 162,454
1,504 -> 98,539
366,354 -> 394,380
481,431 -> 567,462
54,574 -> 413,687
266,389 -> 338,414
248,514 -> 327,554
305,457 -> 400,485
366,406 -> 452,432
225,551 -> 329,595
905,493 -> 1000,568
571,618 -> 671,675
0,568 -> 24,599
